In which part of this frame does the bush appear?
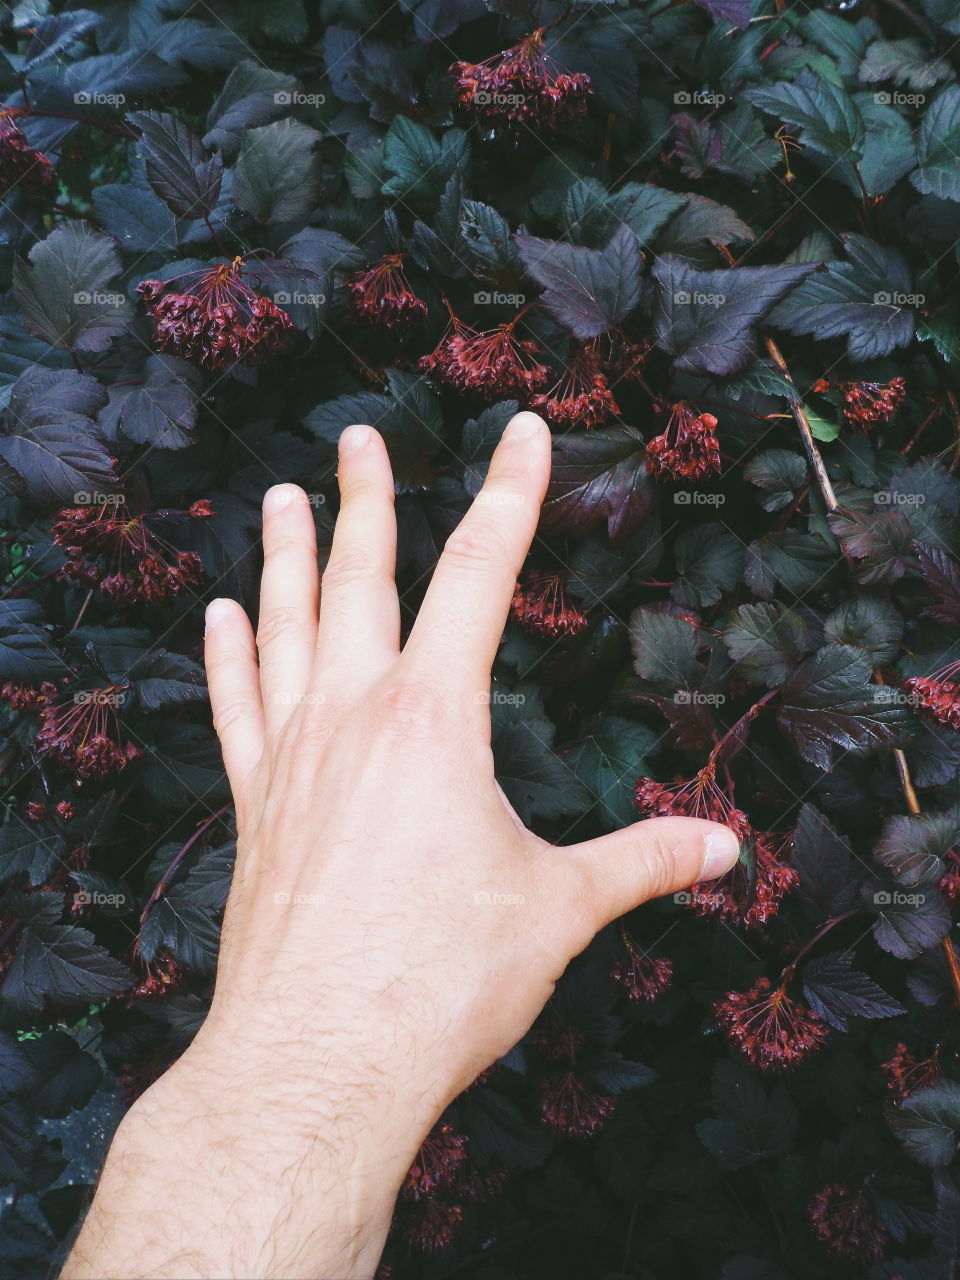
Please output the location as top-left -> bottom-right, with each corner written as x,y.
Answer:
2,1 -> 960,1276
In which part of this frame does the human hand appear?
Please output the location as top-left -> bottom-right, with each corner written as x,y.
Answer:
63,410 -> 739,1280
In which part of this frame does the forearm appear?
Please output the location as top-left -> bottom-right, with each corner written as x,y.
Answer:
61,1042 -> 431,1280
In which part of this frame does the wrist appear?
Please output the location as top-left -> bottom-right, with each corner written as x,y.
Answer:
66,1037 -> 419,1280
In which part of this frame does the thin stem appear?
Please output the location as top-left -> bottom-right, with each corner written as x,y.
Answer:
138,805 -> 232,930
781,910 -> 859,983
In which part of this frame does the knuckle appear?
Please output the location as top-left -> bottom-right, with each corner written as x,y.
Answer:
321,545 -> 377,592
377,678 -> 445,740
256,605 -> 310,652
212,696 -> 257,740
638,831 -> 681,899
443,520 -> 510,571
265,532 -> 307,560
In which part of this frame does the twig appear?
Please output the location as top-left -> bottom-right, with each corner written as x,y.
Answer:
137,804 -> 231,930
762,335 -> 840,512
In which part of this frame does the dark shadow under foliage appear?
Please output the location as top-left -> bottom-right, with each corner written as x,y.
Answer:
3,0 -> 960,1277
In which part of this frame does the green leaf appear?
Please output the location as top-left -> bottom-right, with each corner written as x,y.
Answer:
890,1082 -> 960,1167
767,234 -> 917,361
491,684 -> 588,823
744,530 -> 838,600
629,607 -> 701,688
743,449 -> 808,512
723,603 -> 812,687
744,75 -> 865,160
671,524 -> 742,608
232,118 -> 322,225
911,86 -> 960,202
860,38 -> 951,91
204,61 -> 299,155
381,116 -> 468,204
566,718 -> 659,830
13,223 -> 131,354
823,597 -> 903,664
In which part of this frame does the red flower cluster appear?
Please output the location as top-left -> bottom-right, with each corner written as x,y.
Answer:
645,402 -> 721,480
138,259 -> 293,371
52,499 -> 209,605
0,113 -> 55,202
635,767 -> 797,928
347,254 -> 427,328
510,571 -> 589,638
401,1124 -> 468,1200
902,670 -> 960,732
840,377 -> 906,431
36,683 -> 140,783
130,950 -> 182,1000
0,681 -> 42,711
882,1041 -> 942,1102
610,932 -> 673,1003
395,1124 -> 507,1255
419,311 -> 549,400
451,29 -> 591,137
715,977 -> 830,1071
539,1072 -> 616,1138
808,1184 -> 887,1264
530,341 -> 620,427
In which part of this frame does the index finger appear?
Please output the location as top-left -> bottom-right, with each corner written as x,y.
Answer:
403,410 -> 551,687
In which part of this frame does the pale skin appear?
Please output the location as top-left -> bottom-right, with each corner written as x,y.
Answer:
62,410 -> 739,1280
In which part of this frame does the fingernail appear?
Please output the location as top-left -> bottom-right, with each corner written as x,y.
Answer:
205,598 -> 233,635
699,828 -> 741,881
340,424 -> 371,454
263,484 -> 300,515
502,411 -> 547,443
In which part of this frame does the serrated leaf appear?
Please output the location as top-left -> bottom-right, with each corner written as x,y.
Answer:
491,685 -> 588,823
802,951 -> 905,1030
696,1061 -> 796,1170
232,119 -> 322,225
2,921 -> 132,1013
653,256 -> 815,376
743,450 -> 808,512
671,524 -> 742,608
912,86 -> 960,202
566,718 -> 659,830
776,644 -> 910,769
629,607 -> 701,687
823,597 -> 903,664
745,75 -> 865,159
540,428 -> 654,542
870,883 -> 951,960
13,223 -> 131,354
890,1082 -> 960,1167
127,111 -> 222,219
723,603 -> 812,687
916,543 -> 960,625
514,226 -> 643,341
792,803 -> 864,918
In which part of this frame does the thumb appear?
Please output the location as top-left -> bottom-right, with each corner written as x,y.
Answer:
562,816 -> 741,933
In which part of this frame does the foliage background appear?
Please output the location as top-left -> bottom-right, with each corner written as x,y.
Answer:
3,0 -> 960,1276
